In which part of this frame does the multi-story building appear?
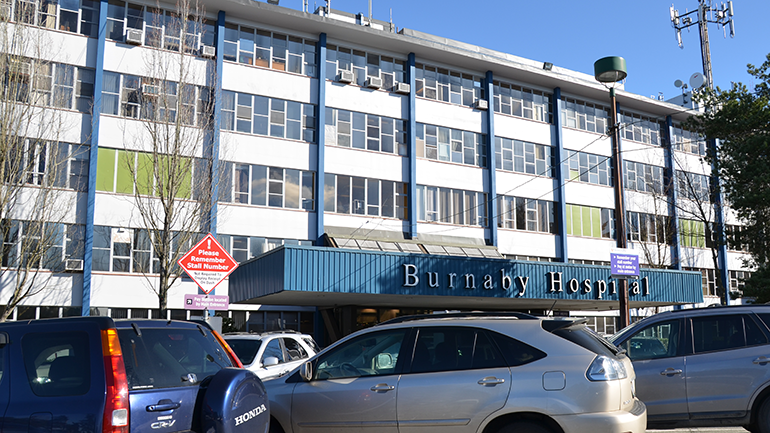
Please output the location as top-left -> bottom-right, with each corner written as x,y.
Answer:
0,0 -> 750,342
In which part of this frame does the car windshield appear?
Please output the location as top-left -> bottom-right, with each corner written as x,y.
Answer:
118,328 -> 232,390
608,321 -> 644,344
224,338 -> 263,365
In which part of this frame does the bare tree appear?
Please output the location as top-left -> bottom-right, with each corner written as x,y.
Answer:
0,14 -> 85,320
118,0 -> 218,316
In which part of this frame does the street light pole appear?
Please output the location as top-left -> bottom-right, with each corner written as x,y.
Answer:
594,56 -> 630,329
608,87 -> 630,329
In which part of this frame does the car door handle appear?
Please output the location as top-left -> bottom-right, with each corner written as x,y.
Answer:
147,399 -> 181,411
478,377 -> 505,386
753,357 -> 770,365
659,368 -> 683,376
370,383 -> 395,392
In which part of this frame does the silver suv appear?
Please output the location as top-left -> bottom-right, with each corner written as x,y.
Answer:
264,312 -> 646,433
610,305 -> 770,432
225,331 -> 320,380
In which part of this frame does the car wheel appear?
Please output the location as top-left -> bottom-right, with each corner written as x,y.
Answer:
496,420 -> 553,433
755,397 -> 770,433
201,368 -> 270,433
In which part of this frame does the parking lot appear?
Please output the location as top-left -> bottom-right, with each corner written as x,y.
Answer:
649,429 -> 746,433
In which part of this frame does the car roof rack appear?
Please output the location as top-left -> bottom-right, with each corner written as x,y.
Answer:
378,311 -> 538,326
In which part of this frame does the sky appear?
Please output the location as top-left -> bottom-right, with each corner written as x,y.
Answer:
282,0 -> 769,100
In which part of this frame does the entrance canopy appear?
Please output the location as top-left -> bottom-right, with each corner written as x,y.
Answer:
228,245 -> 703,312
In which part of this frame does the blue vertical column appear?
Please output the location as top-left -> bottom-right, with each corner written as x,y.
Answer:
407,53 -> 417,239
315,33 -> 327,244
207,11 -> 225,237
711,138 -> 730,304
552,88 -> 568,262
484,71 -> 497,246
664,116 -> 682,270
81,0 -> 109,316
665,116 -> 684,310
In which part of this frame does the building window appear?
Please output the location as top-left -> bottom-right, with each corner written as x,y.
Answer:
677,170 -> 710,202
1,220 -> 84,271
566,204 -> 615,239
220,162 -> 315,211
497,196 -> 556,234
619,111 -> 663,146
495,137 -> 554,177
3,138 -> 89,191
221,90 -> 316,143
4,0 -> 100,36
560,97 -> 609,134
726,224 -> 749,252
324,174 -> 407,219
416,185 -> 487,227
326,44 -> 405,91
624,161 -> 665,194
567,150 -> 612,186
100,71 -> 212,126
3,58 -> 94,113
218,235 -> 311,263
493,81 -> 552,123
672,123 -> 706,156
91,226 -> 196,273
95,148 -> 204,199
729,270 -> 749,293
324,108 -> 407,156
627,211 -> 672,245
414,63 -> 483,108
416,123 -> 486,168
679,219 -> 707,248
222,23 -> 316,77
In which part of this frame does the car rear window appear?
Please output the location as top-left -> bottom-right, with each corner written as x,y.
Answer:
22,331 -> 91,397
549,321 -> 620,357
118,328 -> 232,390
225,338 -> 262,365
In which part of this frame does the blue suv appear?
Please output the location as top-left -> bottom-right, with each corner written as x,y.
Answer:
0,316 -> 269,433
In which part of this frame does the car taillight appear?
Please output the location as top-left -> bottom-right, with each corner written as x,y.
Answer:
101,329 -> 129,433
586,355 -> 628,381
212,329 -> 244,368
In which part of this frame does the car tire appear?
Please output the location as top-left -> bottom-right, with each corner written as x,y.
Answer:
755,397 -> 770,433
496,420 -> 553,433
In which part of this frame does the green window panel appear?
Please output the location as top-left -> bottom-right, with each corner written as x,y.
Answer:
116,150 -> 135,194
96,148 -> 116,192
566,205 -> 573,235
177,159 -> 193,199
581,206 -> 592,238
136,152 -> 154,196
591,207 -> 601,238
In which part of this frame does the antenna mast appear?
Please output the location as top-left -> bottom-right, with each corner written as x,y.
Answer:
670,0 -> 735,89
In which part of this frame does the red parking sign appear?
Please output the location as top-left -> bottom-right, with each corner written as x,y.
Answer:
177,234 -> 238,294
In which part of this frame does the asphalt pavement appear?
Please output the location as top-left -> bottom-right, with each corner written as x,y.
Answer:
647,428 -> 747,433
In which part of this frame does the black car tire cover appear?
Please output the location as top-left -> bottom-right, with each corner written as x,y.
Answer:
201,368 -> 270,433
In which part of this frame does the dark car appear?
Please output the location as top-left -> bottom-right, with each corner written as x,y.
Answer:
611,305 -> 770,432
0,317 -> 269,433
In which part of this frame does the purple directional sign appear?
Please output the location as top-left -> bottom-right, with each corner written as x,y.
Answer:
184,294 -> 230,310
610,248 -> 640,279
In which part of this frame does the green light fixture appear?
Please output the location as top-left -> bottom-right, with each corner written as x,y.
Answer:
594,56 -> 627,83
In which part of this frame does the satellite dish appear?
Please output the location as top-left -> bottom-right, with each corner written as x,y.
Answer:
689,72 -> 705,89
674,79 -> 684,88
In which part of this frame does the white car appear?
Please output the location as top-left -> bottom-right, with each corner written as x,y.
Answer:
224,331 -> 320,380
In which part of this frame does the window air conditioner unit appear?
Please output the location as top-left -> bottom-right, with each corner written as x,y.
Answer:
365,76 -> 382,89
125,29 -> 143,45
142,84 -> 160,96
474,99 -> 489,110
338,70 -> 354,84
65,259 -> 83,271
200,45 -> 216,58
394,82 -> 411,94
0,4 -> 11,19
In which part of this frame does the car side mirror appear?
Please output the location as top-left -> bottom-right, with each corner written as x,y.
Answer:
263,356 -> 279,367
299,361 -> 313,382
